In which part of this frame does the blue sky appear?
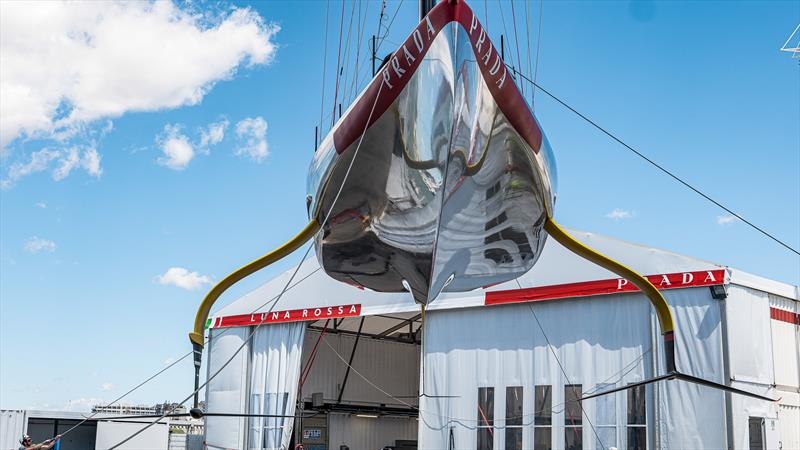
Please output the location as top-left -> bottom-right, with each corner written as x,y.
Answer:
1,0 -> 798,411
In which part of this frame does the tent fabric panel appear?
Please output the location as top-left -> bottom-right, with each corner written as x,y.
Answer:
247,322 -> 305,450
725,286 -> 776,386
655,288 -> 726,449
729,269 -> 799,301
298,329 -> 420,408
769,295 -> 800,391
205,327 -> 249,450
327,414 -> 418,450
419,292 -> 652,450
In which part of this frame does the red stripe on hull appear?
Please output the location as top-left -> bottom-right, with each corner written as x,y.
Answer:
333,0 -> 541,155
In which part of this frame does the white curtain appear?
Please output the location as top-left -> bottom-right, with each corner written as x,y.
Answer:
419,293 -> 653,450
655,288 -> 726,450
248,322 -> 306,450
206,327 -> 250,450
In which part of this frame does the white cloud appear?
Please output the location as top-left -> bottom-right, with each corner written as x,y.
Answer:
2,146 -> 101,187
164,357 -> 176,366
157,124 -> 195,170
0,1 -> 279,148
605,208 -> 634,220
24,236 -> 57,253
717,214 -> 738,226
35,201 -> 47,209
100,382 -> 114,392
234,116 -> 269,162
199,119 -> 229,150
157,267 -> 212,290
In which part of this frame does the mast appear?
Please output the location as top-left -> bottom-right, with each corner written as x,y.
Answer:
419,0 -> 435,20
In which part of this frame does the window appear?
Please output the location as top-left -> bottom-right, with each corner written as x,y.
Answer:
477,387 -> 495,450
626,384 -> 646,450
534,385 -> 552,450
565,384 -> 583,450
505,387 -> 523,450
594,384 -> 617,449
748,417 -> 765,450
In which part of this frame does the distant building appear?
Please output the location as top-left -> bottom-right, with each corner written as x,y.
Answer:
90,402 -> 187,417
90,404 -> 156,416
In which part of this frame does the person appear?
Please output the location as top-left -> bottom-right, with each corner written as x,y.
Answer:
19,434 -> 60,450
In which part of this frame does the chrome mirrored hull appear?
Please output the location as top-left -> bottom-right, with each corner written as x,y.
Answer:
307,1 -> 556,304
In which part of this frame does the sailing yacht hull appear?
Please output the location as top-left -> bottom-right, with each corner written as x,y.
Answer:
307,0 -> 556,304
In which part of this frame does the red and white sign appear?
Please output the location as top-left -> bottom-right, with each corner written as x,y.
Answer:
485,269 -> 727,306
210,304 -> 361,329
770,307 -> 800,325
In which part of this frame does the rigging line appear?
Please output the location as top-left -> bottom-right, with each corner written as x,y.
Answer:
319,0 -> 331,134
374,0 -> 387,48
496,0 -> 517,73
109,69 -> 389,450
53,349 -> 195,439
331,0 -> 346,128
522,298 -> 607,450
509,0 -> 524,96
348,0 -> 371,105
340,0 -> 358,117
531,0 -> 543,108
57,267 -> 325,443
524,0 -> 532,104
346,0 -> 367,105
510,68 -> 800,256
483,0 -> 488,32
376,0 -> 405,51
52,240 -> 322,441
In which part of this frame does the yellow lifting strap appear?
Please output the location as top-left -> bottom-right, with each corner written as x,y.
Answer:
543,216 -> 675,335
189,219 -> 321,348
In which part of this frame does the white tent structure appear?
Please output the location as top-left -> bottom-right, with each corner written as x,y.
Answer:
202,230 -> 799,450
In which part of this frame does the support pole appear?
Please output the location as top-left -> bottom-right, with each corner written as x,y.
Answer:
371,35 -> 377,76
419,0 -> 435,19
314,126 -> 318,152
337,317 -> 365,404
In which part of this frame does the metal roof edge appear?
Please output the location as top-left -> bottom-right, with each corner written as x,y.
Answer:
728,268 -> 799,301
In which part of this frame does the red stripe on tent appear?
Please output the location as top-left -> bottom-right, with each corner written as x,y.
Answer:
770,307 -> 800,325
485,270 -> 726,306
213,304 -> 361,329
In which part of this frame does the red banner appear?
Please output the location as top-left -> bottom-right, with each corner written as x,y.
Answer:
485,270 -> 727,306
212,304 -> 361,329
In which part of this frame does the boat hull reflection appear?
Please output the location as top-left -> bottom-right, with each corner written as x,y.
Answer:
307,1 -> 556,304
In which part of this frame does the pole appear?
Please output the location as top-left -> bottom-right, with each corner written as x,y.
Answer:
192,342 -> 202,409
419,0 -> 435,19
371,35 -> 377,76
501,34 -> 505,60
337,317 -> 365,403
314,126 -> 318,151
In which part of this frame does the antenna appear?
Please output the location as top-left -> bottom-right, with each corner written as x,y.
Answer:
780,23 -> 800,58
